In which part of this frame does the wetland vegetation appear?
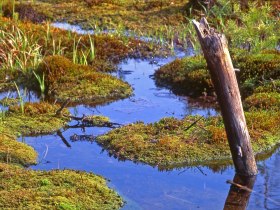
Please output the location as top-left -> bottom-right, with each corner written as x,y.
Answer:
0,0 -> 279,208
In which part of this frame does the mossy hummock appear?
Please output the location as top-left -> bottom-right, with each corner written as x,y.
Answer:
0,101 -> 124,209
3,102 -> 70,135
0,132 -> 37,166
154,55 -> 213,96
154,51 -> 280,98
37,55 -> 133,104
0,163 -> 124,209
96,111 -> 280,169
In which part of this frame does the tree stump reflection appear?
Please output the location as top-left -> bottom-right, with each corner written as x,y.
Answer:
224,174 -> 256,210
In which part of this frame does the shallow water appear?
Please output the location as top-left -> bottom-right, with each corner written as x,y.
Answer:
16,56 -> 280,209
5,23 -> 279,209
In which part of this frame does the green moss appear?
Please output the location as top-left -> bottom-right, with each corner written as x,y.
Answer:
155,51 -> 280,98
0,132 -> 37,166
96,110 -> 280,169
235,50 -> 280,84
0,163 -> 124,209
0,97 -> 19,106
23,0 -> 187,35
154,56 -> 213,96
0,102 -> 69,165
82,115 -> 110,126
0,101 -> 123,208
0,82 -> 15,93
36,55 -> 132,104
3,102 -> 70,135
254,79 -> 280,93
244,92 -> 280,110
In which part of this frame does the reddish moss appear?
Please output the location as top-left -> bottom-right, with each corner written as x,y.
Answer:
97,110 -> 280,169
244,92 -> 280,110
8,102 -> 63,116
155,56 -> 213,96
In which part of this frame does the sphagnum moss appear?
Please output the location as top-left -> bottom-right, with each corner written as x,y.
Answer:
0,163 -> 124,209
0,132 -> 37,166
0,102 -> 124,209
5,102 -> 70,135
154,51 -> 280,98
36,55 -> 133,104
96,111 -> 280,169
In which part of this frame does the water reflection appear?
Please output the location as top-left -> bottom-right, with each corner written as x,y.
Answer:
224,174 -> 256,210
10,54 -> 280,209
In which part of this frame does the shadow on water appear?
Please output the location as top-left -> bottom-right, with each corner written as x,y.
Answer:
6,23 -> 280,209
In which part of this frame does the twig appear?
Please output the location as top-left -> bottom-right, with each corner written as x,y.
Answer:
196,166 -> 207,176
226,180 -> 252,192
57,130 -> 71,148
226,180 -> 280,206
55,99 -> 70,116
184,116 -> 203,131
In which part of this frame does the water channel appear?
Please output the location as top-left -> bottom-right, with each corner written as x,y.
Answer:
2,23 -> 280,209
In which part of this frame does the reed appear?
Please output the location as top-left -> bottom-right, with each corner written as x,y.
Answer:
88,34 -> 95,62
72,37 -> 82,64
14,82 -> 25,114
33,71 -> 45,95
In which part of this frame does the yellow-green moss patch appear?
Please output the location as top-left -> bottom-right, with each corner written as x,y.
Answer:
154,56 -> 213,96
96,111 -> 280,169
245,92 -> 280,110
2,102 -> 70,136
22,0 -> 187,35
154,51 -> 280,98
37,55 -> 132,104
0,133 -> 37,166
0,163 -> 123,209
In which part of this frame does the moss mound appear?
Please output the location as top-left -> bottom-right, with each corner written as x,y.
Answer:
245,92 -> 280,110
0,101 -> 69,165
235,51 -> 280,83
94,49 -> 280,168
0,163 -> 123,209
0,102 -> 123,208
0,133 -> 37,166
96,110 -> 280,169
37,55 -> 132,104
154,56 -> 213,96
154,51 -> 280,98
1,102 -> 70,136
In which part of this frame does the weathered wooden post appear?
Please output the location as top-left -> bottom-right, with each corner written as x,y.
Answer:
192,18 -> 258,176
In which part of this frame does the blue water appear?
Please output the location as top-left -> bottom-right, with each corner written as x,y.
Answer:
15,57 -> 279,209
2,23 -> 278,209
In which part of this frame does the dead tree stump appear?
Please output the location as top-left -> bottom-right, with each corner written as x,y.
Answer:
192,18 -> 257,176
